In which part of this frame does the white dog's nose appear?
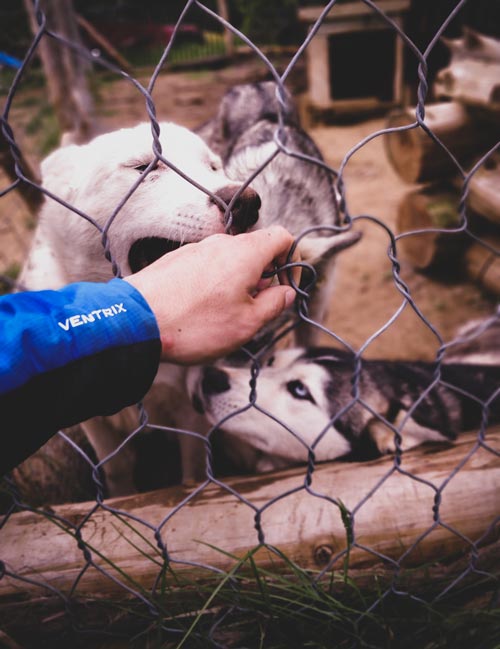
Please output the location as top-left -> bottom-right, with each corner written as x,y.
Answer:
211,186 -> 261,234
201,366 -> 231,396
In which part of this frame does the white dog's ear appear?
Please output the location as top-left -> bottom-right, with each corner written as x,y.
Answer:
40,144 -> 82,201
298,230 -> 362,265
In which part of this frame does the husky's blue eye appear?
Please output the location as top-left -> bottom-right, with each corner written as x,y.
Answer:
287,380 -> 315,404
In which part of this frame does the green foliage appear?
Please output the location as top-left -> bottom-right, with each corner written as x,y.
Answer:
233,0 -> 300,45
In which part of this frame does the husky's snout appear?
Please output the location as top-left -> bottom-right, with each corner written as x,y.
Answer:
191,366 -> 230,415
211,185 -> 261,234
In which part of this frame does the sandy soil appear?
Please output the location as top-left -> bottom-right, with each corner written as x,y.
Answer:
1,58 -> 496,362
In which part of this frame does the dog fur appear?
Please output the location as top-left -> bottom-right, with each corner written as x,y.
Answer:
20,121 -> 266,494
20,110 -> 358,494
197,81 -> 361,347
188,331 -> 500,473
20,122 -> 263,290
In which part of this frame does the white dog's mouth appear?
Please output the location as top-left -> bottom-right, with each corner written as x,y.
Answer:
128,237 -> 184,273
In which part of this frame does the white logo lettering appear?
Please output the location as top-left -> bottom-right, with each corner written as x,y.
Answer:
57,303 -> 128,331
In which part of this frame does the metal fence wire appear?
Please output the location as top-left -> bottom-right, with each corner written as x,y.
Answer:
1,0 -> 500,646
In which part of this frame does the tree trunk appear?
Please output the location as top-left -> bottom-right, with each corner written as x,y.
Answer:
23,0 -> 97,144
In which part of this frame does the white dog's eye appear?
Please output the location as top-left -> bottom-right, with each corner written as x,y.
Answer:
286,380 -> 315,404
135,162 -> 159,174
209,158 -> 221,171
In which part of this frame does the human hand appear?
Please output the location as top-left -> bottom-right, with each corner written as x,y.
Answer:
124,226 -> 300,364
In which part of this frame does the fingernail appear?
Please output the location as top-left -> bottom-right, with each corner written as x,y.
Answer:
284,288 -> 296,308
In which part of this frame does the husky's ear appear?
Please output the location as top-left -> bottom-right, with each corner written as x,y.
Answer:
298,230 -> 361,265
40,143 -> 82,201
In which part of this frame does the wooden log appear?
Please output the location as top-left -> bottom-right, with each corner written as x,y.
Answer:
465,235 -> 500,296
441,28 -> 500,64
385,102 -> 496,183
396,184 -> 469,270
434,60 -> 500,111
438,28 -> 500,109
0,430 -> 499,603
75,14 -> 131,72
460,154 -> 500,225
1,537 -> 498,641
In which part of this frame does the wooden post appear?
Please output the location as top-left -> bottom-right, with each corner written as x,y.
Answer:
216,0 -> 234,58
392,16 -> 405,106
306,31 -> 331,108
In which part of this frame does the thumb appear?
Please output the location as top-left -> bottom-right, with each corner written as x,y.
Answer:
253,285 -> 296,325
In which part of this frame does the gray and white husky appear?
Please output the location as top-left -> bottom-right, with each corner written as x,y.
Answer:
197,80 -> 361,347
188,324 -> 500,473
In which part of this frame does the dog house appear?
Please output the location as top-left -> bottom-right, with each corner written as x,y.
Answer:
298,0 -> 410,116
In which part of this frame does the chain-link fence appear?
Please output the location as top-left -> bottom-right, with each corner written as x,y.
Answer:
1,1 -> 500,647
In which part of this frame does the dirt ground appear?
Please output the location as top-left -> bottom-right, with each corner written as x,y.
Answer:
1,58 -> 496,361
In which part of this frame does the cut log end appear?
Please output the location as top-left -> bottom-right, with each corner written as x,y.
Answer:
396,186 -> 467,271
385,102 -> 498,184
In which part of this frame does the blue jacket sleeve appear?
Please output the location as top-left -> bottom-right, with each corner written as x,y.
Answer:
0,278 -> 161,475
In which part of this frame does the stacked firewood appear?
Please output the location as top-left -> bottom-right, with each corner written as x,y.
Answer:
385,28 -> 500,294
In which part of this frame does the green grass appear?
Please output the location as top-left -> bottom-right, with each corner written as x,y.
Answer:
125,32 -> 227,70
0,487 -> 498,649
23,101 -> 61,157
83,551 -> 500,649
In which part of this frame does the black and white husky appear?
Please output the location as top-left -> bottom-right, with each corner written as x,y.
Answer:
188,327 -> 500,473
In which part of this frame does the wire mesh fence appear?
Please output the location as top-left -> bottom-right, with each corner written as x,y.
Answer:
1,1 -> 500,647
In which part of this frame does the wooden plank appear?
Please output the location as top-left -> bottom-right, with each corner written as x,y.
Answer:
298,1 -> 410,23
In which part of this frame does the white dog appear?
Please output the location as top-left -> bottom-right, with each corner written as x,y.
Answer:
20,122 -> 264,494
20,122 -> 261,290
20,121 -> 352,494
